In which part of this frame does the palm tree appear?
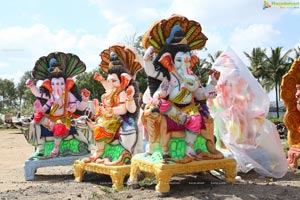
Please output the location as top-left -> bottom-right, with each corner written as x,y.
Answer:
206,50 -> 223,68
244,47 -> 267,83
192,50 -> 222,86
263,47 -> 292,118
293,46 -> 300,60
193,57 -> 210,86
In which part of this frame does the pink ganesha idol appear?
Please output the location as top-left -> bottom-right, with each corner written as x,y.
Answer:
24,52 -> 92,159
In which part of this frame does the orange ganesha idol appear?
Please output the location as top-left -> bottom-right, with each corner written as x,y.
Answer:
83,45 -> 142,165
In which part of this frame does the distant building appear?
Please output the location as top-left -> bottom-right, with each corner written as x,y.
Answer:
268,101 -> 286,118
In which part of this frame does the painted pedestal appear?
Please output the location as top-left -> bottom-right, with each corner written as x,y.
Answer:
74,160 -> 131,191
128,153 -> 237,194
24,155 -> 89,181
23,136 -> 91,181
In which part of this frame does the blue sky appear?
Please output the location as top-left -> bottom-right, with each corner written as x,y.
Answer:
0,0 -> 299,100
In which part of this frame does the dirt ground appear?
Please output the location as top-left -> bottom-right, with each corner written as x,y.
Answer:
1,128 -> 300,200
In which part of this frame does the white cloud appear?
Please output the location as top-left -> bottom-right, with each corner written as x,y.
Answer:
90,0 -> 156,23
198,24 -> 282,67
295,40 -> 300,48
136,8 -> 163,22
166,0 -> 283,32
0,62 -> 8,69
0,0 -> 296,85
101,10 -> 126,24
291,8 -> 300,15
89,0 -> 167,33
106,23 -> 137,45
0,24 -> 109,83
229,24 -> 281,53
0,21 -> 141,82
193,24 -> 282,65
82,0 -> 291,74
205,32 -> 226,53
81,54 -> 101,72
0,24 -> 79,55
196,31 -> 226,61
0,21 -> 146,83
78,34 -> 104,52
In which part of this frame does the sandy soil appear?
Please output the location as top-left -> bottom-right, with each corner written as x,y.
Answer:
1,128 -> 300,200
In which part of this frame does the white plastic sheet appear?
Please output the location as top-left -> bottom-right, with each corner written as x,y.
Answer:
207,47 -> 288,178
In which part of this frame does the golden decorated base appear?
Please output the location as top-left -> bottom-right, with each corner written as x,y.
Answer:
128,154 -> 237,193
73,160 -> 131,191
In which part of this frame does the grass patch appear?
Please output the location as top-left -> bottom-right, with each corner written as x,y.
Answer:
138,176 -> 156,186
87,186 -> 119,200
267,116 -> 284,123
88,192 -> 102,200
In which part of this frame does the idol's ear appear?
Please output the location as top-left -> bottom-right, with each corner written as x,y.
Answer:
66,78 -> 75,91
41,79 -> 53,93
120,73 -> 132,89
190,54 -> 200,70
158,53 -> 174,72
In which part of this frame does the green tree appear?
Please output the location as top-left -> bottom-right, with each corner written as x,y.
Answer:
133,35 -> 147,93
135,70 -> 147,94
263,47 -> 292,118
192,57 -> 210,87
75,69 -> 106,100
0,78 -> 17,113
194,50 -> 222,87
244,47 -> 267,83
206,50 -> 223,68
17,71 -> 35,115
293,46 -> 300,61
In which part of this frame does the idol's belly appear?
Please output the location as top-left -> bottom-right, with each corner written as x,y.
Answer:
168,88 -> 193,105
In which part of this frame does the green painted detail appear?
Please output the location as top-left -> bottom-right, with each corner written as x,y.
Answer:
149,39 -> 160,50
194,135 -> 209,153
174,21 -> 180,26
36,71 -> 48,78
185,26 -> 196,40
157,26 -> 165,45
189,39 -> 204,48
169,138 -> 186,159
39,60 -> 49,72
135,151 -> 164,164
69,65 -> 83,77
43,138 -> 88,156
151,142 -> 163,153
56,54 -> 61,63
101,143 -> 125,161
135,136 -> 209,164
66,57 -> 75,75
134,138 -> 186,163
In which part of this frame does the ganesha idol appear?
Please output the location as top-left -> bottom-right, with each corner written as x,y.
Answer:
24,52 -> 92,160
140,14 -> 223,163
82,45 -> 142,166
